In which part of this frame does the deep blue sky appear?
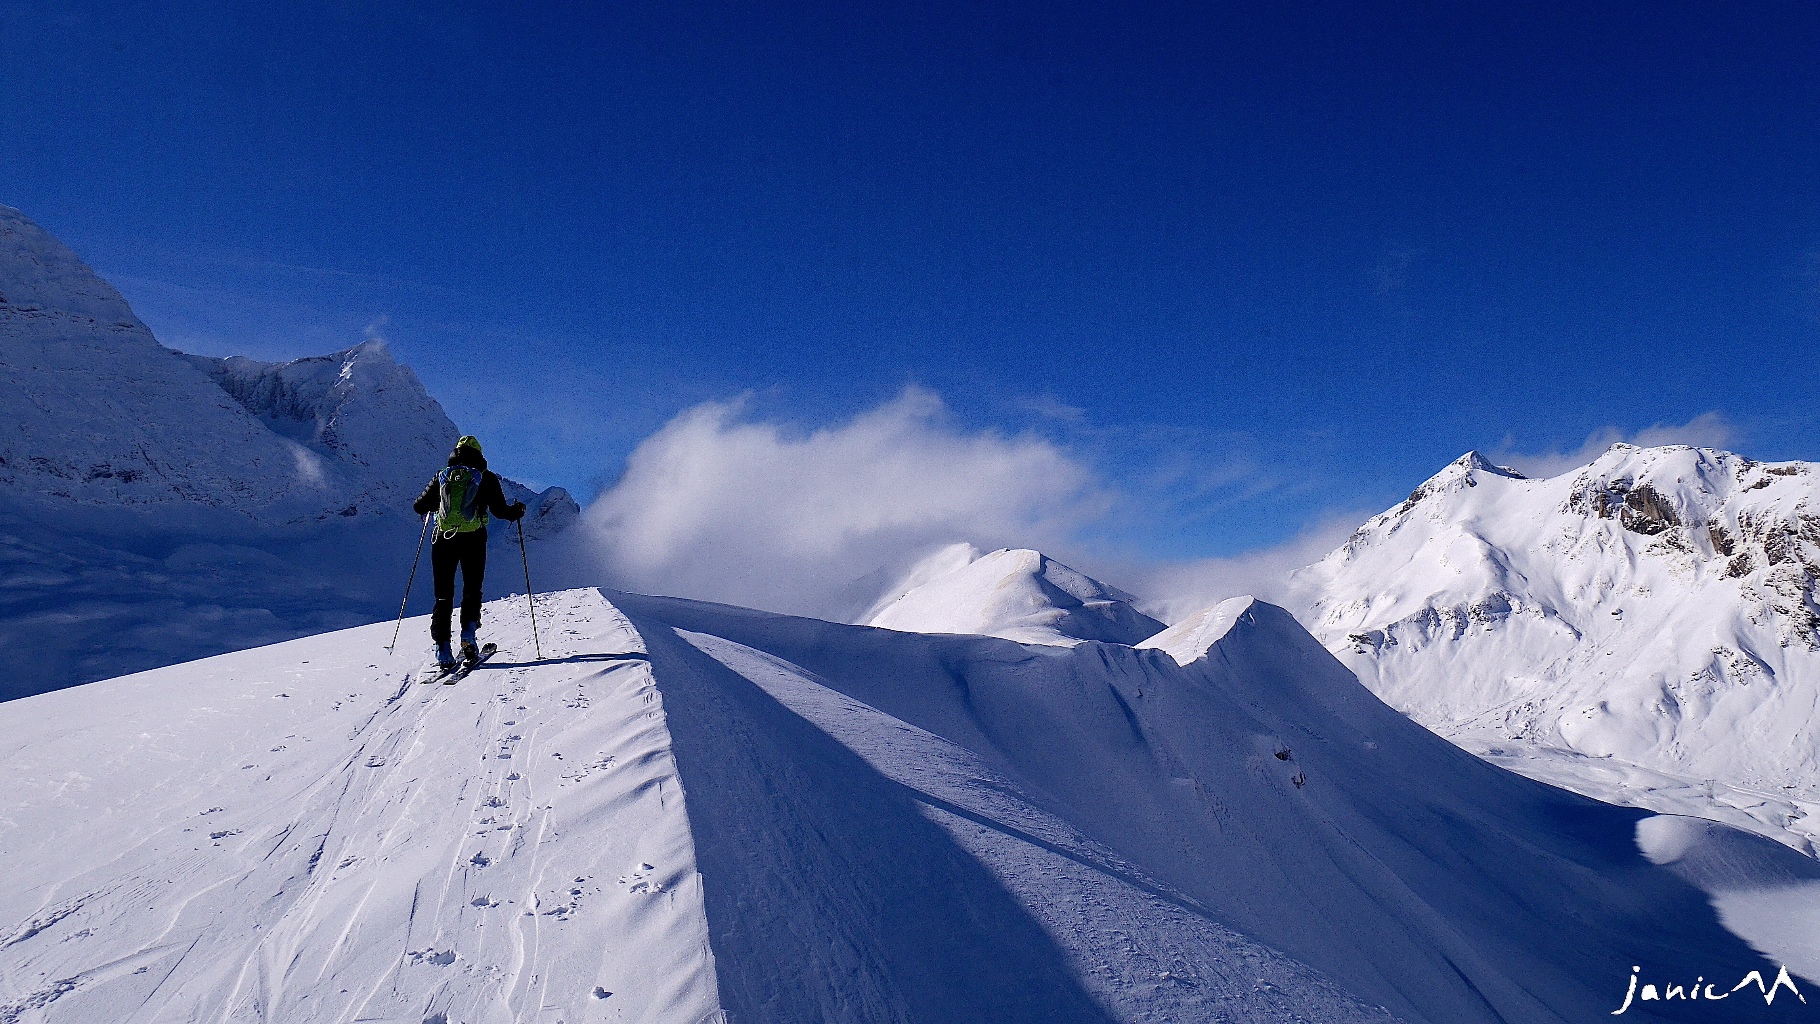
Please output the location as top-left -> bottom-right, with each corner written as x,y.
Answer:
4,1 -> 1817,558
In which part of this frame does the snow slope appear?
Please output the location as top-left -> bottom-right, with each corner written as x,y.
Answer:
0,204 -> 577,699
0,590 -> 720,1024
1293,445 -> 1820,850
862,544 -> 1165,646
5,586 -> 1815,1022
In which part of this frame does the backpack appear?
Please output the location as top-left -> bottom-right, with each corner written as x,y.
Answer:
436,465 -> 490,537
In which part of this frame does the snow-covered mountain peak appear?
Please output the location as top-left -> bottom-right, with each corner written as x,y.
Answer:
1373,449 -> 1526,525
1292,442 -> 1820,843
863,544 -> 1165,646
0,206 -> 578,696
182,339 -> 463,518
1453,449 -> 1526,479
1137,595 -> 1258,666
0,203 -> 141,326
0,204 -> 573,532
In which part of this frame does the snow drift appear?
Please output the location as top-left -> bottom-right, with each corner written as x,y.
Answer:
4,586 -> 1811,1023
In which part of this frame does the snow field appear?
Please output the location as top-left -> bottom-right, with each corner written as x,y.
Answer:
0,589 -> 721,1024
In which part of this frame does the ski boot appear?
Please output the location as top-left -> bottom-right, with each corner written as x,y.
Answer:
460,625 -> 481,665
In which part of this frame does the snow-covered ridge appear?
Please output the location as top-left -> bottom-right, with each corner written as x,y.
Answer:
862,543 -> 1165,646
1293,442 -> 1820,846
1137,595 -> 1258,665
0,204 -> 142,325
8,587 -> 1808,1023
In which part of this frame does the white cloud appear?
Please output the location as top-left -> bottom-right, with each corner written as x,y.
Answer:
1492,412 -> 1737,480
1112,512 -> 1370,625
579,388 -> 1113,618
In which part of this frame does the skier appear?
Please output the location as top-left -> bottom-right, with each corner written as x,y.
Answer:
412,435 -> 526,670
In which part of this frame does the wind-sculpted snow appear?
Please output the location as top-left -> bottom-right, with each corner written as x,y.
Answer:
1294,443 -> 1820,851
619,590 -> 1808,1023
863,544 -> 1165,646
2,587 -> 1811,1022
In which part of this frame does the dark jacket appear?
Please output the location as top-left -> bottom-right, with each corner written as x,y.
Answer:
413,449 -> 525,526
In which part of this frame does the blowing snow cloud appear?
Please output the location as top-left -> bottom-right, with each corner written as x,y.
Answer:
580,388 -> 1112,618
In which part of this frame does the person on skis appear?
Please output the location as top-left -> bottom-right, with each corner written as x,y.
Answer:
412,435 -> 526,670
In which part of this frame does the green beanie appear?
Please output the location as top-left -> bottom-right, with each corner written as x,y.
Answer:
455,435 -> 483,456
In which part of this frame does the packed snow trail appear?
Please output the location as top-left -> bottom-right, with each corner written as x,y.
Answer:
0,590 -> 721,1024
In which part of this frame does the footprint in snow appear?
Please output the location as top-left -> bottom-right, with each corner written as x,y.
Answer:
617,863 -> 662,895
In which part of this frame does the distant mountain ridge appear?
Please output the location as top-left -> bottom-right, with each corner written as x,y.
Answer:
0,201 -> 575,531
1292,442 -> 1820,847
0,203 -> 576,697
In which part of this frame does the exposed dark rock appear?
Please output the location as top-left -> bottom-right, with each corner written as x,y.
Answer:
1708,524 -> 1736,556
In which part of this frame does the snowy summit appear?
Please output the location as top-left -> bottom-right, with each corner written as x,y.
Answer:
1295,443 -> 1820,849
862,543 -> 1164,646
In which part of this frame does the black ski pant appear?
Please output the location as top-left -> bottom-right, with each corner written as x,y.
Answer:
430,529 -> 488,644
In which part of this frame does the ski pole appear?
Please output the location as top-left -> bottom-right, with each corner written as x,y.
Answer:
517,518 -> 543,660
387,513 -> 431,653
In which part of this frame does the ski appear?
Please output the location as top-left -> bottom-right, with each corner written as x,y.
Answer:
418,642 -> 497,685
444,642 -> 497,685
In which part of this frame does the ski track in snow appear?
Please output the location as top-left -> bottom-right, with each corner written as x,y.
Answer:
0,589 -> 720,1024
